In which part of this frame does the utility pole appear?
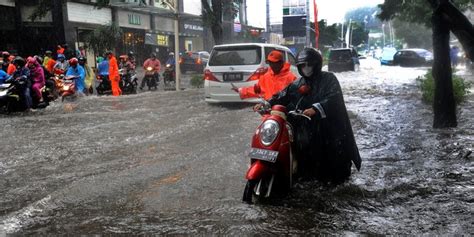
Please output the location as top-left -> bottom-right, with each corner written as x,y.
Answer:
173,0 -> 181,91
305,0 -> 310,47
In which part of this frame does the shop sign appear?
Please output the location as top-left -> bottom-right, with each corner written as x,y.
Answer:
156,34 -> 168,46
184,24 -> 203,31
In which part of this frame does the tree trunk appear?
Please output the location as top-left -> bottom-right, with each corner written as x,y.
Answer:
431,8 -> 457,128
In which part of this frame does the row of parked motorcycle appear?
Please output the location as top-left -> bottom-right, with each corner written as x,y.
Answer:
0,64 -> 176,113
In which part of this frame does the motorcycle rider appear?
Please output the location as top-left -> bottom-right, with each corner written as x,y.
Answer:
43,50 -> 53,68
2,51 -> 10,72
53,54 -> 68,74
140,52 -> 161,90
78,56 -> 95,95
0,68 -> 10,84
165,52 -> 175,66
266,47 -> 361,184
27,56 -> 45,103
2,52 -> 16,75
65,57 -> 86,96
232,50 -> 296,102
10,57 -> 32,110
106,51 -> 121,96
127,51 -> 136,69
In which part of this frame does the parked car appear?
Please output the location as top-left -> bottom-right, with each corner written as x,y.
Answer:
179,51 -> 210,73
328,48 -> 360,72
204,43 -> 298,103
380,47 -> 398,65
393,49 -> 433,67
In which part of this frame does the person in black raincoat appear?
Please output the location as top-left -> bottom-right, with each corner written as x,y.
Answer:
267,47 -> 361,184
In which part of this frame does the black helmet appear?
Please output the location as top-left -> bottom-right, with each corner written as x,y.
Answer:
128,51 -> 134,57
150,52 -> 156,58
296,47 -> 323,77
78,56 -> 86,64
12,56 -> 26,68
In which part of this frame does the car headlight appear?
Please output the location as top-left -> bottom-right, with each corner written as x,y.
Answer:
259,120 -> 280,146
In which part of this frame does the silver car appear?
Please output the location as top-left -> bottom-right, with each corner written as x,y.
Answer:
204,43 -> 298,103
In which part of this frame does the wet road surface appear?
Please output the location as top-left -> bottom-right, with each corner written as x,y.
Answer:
0,59 -> 473,235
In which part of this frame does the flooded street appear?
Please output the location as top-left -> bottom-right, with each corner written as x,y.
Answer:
0,59 -> 472,235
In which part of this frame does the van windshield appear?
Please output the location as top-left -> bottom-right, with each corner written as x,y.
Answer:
209,46 -> 261,66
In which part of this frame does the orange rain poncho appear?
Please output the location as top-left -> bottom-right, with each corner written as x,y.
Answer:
108,55 -> 121,96
239,62 -> 297,100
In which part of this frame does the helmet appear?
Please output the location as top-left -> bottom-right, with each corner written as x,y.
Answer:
34,55 -> 43,65
45,50 -> 52,55
2,51 -> 10,57
128,51 -> 134,57
27,56 -> 37,66
150,52 -> 157,58
119,55 -> 128,60
78,56 -> 86,64
12,56 -> 26,68
69,57 -> 78,66
296,47 -> 323,78
169,52 -> 175,56
57,54 -> 65,60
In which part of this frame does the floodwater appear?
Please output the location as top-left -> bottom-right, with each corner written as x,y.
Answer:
0,59 -> 472,235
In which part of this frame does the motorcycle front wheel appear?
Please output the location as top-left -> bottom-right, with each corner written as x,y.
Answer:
242,180 -> 258,204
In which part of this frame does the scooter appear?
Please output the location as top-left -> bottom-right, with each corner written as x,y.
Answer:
242,85 -> 312,204
163,63 -> 175,89
142,66 -> 158,90
119,69 -> 138,94
96,74 -> 112,95
60,75 -> 77,102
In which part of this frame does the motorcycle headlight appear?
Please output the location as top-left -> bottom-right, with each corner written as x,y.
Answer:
63,85 -> 70,90
147,67 -> 153,71
259,120 -> 280,146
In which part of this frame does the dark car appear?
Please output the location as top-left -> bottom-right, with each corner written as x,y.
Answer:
179,51 -> 210,73
393,49 -> 433,67
328,48 -> 360,72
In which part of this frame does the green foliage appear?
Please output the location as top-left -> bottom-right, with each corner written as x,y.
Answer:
417,69 -> 471,105
84,23 -> 122,56
378,0 -> 473,27
190,74 -> 204,88
392,19 -> 432,49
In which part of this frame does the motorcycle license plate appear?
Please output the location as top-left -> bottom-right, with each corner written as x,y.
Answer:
223,73 -> 243,82
248,148 -> 279,163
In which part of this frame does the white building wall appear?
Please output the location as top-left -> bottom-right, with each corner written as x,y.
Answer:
67,2 -> 112,25
183,0 -> 201,16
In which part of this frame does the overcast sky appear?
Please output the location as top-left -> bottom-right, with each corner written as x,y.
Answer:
247,0 -> 384,29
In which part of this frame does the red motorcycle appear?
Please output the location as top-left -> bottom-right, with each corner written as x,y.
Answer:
61,75 -> 77,102
242,95 -> 311,204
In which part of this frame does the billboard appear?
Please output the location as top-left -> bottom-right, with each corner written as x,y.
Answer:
282,15 -> 305,37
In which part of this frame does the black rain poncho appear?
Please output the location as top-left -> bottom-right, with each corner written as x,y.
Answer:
269,71 -> 361,183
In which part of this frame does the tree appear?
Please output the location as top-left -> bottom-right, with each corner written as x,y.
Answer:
392,19 -> 433,49
201,0 -> 240,45
84,23 -> 123,57
379,0 -> 473,128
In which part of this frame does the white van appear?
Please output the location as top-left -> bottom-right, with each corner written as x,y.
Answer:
204,43 -> 297,103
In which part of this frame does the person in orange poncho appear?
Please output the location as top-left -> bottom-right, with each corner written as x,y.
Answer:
232,50 -> 297,101
107,51 -> 121,96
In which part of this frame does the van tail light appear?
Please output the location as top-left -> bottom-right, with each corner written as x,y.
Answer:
204,69 -> 219,82
247,66 -> 268,81
196,58 -> 202,65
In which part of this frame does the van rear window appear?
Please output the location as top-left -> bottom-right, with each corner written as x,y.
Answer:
329,50 -> 352,60
209,46 -> 261,66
